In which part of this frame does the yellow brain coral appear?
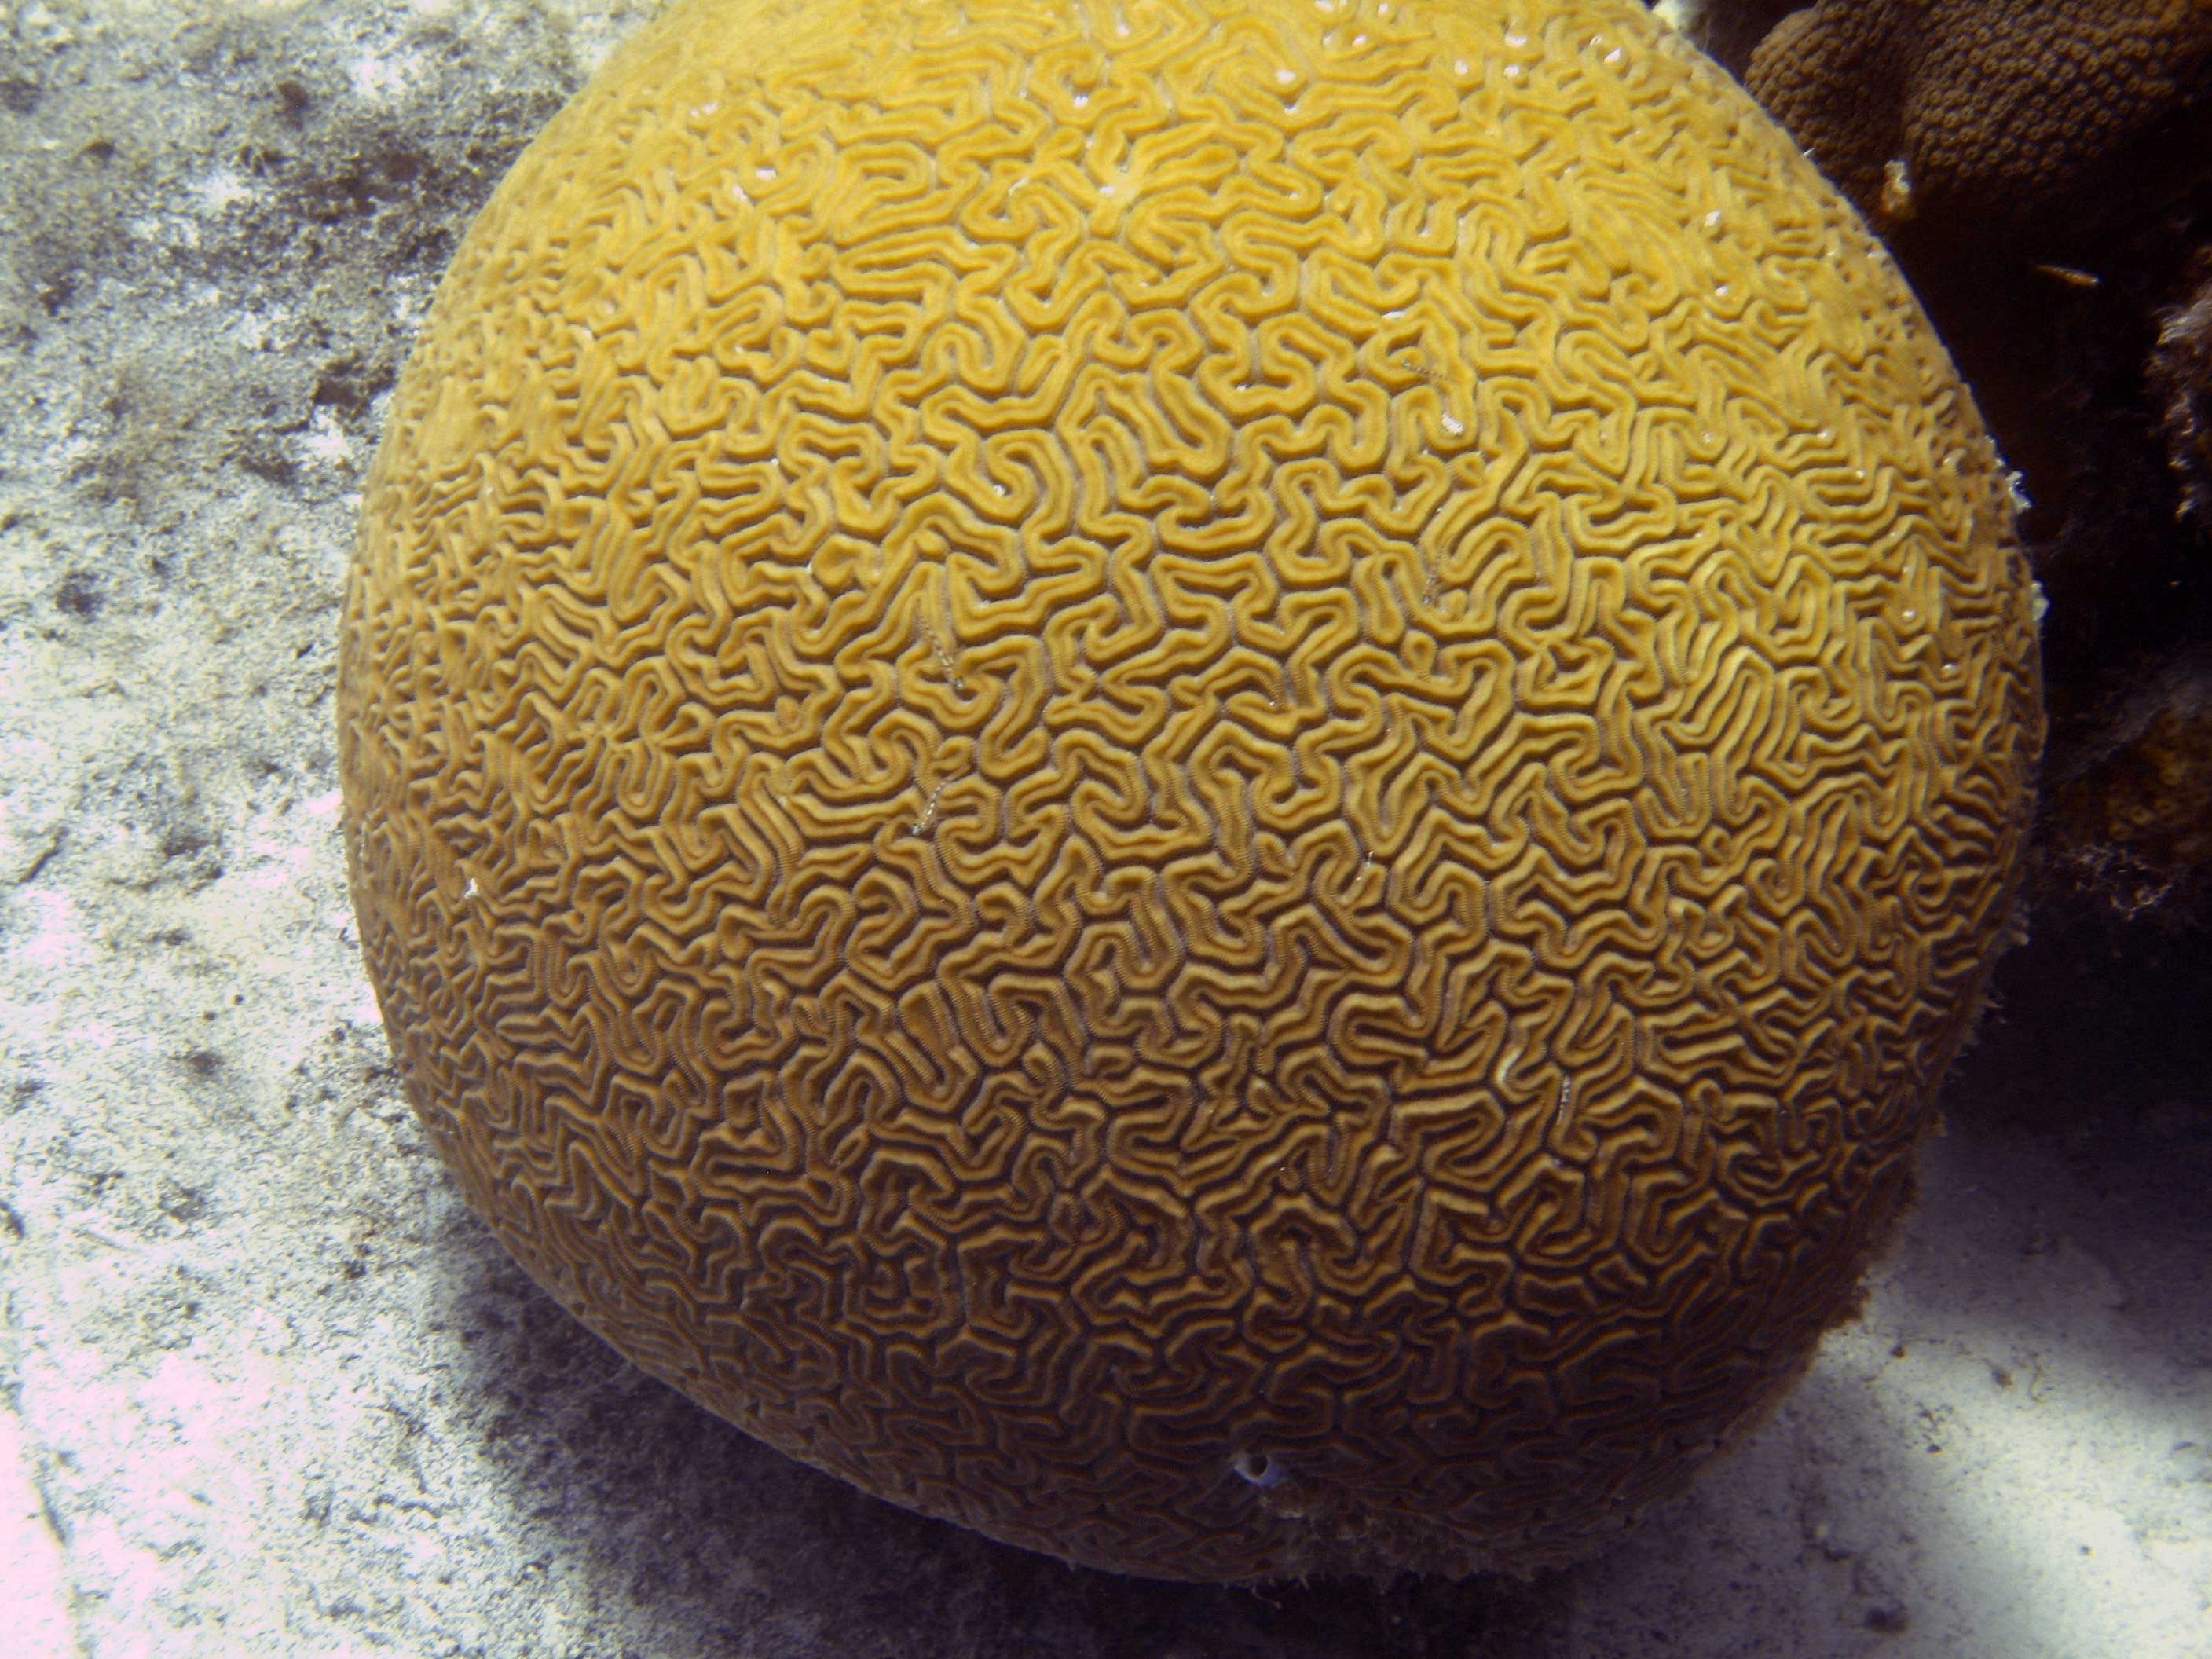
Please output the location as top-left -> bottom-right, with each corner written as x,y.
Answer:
339,0 -> 2044,1580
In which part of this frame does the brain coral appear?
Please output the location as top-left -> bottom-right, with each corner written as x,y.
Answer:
339,0 -> 2044,1580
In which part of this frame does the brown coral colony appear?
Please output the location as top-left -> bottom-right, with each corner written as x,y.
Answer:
1744,0 -> 2212,236
338,0 -> 2043,1581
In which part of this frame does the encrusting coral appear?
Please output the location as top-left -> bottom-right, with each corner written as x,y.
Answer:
340,0 -> 2042,1582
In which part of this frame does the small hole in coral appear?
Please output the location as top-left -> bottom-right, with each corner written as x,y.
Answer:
1230,1449 -> 1288,1489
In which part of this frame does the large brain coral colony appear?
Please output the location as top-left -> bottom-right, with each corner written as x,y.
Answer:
339,0 -> 2042,1580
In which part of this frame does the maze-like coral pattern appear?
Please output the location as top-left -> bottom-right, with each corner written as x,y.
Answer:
339,0 -> 2043,1580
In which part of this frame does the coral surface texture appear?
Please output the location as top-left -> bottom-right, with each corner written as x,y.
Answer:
1743,0 -> 2212,234
339,0 -> 2044,1581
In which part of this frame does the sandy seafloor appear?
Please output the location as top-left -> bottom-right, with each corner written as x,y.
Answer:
1,2 -> 2207,1655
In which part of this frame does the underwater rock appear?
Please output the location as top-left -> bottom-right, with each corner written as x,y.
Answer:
2047,660 -> 2212,920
